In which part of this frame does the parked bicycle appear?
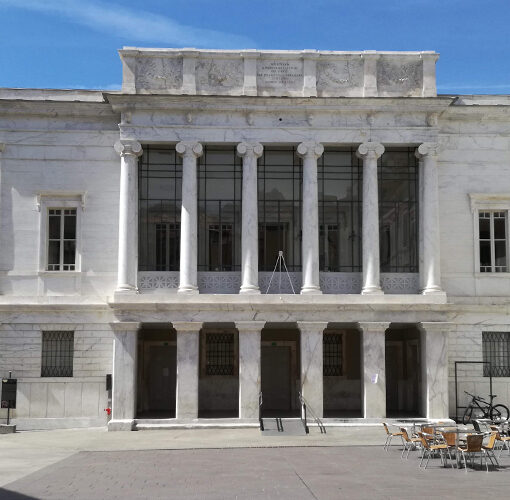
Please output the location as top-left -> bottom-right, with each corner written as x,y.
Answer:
462,391 -> 510,424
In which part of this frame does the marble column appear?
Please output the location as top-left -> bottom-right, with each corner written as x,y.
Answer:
416,143 -> 444,295
114,140 -> 143,293
174,321 -> 201,419
419,322 -> 449,419
298,322 -> 328,418
0,143 -> 4,294
357,142 -> 385,295
358,322 -> 389,418
176,142 -> 203,294
297,141 -> 324,294
236,321 -> 264,419
108,322 -> 140,431
237,143 -> 263,294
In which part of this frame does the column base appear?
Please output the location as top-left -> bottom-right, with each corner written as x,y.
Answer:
177,286 -> 199,294
239,285 -> 261,294
361,286 -> 384,295
115,285 -> 138,294
421,287 -> 446,296
300,286 -> 322,295
108,419 -> 135,431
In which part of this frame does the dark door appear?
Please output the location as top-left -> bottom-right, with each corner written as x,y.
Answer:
148,345 -> 176,412
261,345 -> 291,412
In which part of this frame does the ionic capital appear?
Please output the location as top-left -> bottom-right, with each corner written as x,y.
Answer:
237,142 -> 263,159
172,321 -> 202,333
357,321 -> 390,334
110,322 -> 141,333
297,141 -> 324,160
176,141 -> 203,159
356,142 -> 384,160
297,321 -> 329,334
415,142 -> 441,159
114,140 -> 142,158
235,321 -> 265,333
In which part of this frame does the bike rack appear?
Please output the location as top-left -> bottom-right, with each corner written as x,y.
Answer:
454,360 -> 492,423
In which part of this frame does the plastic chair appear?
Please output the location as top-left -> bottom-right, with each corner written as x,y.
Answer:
489,428 -> 510,457
482,432 -> 500,470
417,432 -> 452,469
457,434 -> 485,471
383,423 -> 405,451
400,427 -> 422,459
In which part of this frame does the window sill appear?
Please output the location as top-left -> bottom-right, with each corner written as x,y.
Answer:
38,271 -> 82,277
475,272 -> 510,278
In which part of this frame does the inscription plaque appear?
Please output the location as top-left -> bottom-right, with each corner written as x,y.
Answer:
257,60 -> 303,89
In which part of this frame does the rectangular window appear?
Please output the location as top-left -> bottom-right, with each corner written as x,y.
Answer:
47,209 -> 77,271
479,211 -> 507,272
483,332 -> 510,377
205,333 -> 235,376
41,331 -> 74,377
323,333 -> 344,376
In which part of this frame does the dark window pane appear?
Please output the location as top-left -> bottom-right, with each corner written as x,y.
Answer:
479,217 -> 491,240
63,240 -> 76,265
495,241 -> 507,267
480,240 -> 491,268
64,214 -> 76,239
494,215 -> 507,240
48,213 -> 61,239
48,241 -> 60,266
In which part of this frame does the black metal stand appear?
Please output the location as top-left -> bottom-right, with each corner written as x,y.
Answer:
454,360 -> 492,422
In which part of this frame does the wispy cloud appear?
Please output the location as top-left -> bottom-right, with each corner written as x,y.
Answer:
0,0 -> 254,49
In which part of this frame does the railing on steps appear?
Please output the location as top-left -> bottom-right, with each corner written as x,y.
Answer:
299,392 -> 326,434
259,392 -> 264,431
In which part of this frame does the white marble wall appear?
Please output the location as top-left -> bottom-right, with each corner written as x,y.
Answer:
174,322 -> 200,419
359,322 -> 389,418
299,322 -> 327,418
236,322 -> 263,419
420,322 -> 449,419
109,323 -> 138,431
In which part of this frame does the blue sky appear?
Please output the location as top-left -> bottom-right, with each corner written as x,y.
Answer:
0,0 -> 509,94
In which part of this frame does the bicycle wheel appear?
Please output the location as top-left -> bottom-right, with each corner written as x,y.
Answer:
491,404 -> 510,422
462,405 -> 473,424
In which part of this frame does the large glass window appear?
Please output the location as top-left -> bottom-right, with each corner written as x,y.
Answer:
198,147 -> 241,271
479,211 -> 507,272
378,149 -> 418,272
47,208 -> 77,271
318,149 -> 362,272
258,148 -> 302,271
139,146 -> 182,271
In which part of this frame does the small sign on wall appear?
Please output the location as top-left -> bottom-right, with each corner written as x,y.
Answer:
371,374 -> 379,384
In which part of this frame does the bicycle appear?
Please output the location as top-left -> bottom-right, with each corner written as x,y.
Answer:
462,391 -> 510,424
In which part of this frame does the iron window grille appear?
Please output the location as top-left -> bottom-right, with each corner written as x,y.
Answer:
139,146 -> 182,271
47,208 -> 77,271
483,332 -> 510,377
323,333 -> 344,376
198,147 -> 242,271
318,148 -> 362,272
205,333 -> 235,376
378,148 -> 419,273
258,147 -> 302,271
41,331 -> 74,377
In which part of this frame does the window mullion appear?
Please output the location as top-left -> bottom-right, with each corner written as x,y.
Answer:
60,210 -> 65,271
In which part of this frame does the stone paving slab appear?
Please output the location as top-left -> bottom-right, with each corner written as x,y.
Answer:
1,445 -> 510,500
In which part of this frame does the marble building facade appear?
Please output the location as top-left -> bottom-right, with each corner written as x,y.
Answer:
0,48 -> 509,430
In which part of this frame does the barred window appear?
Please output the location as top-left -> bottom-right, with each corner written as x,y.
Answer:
205,333 -> 235,376
47,208 -> 77,271
483,332 -> 510,377
41,331 -> 74,377
323,333 -> 343,376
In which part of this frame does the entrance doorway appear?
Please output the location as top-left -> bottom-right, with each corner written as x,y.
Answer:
323,328 -> 362,418
137,326 -> 177,418
385,326 -> 422,417
260,327 -> 300,417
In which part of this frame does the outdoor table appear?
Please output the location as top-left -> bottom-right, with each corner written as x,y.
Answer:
437,425 -> 471,468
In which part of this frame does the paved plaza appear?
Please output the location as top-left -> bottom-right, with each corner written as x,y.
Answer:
1,427 -> 510,499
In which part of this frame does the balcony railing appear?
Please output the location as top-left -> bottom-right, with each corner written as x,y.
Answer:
138,271 -> 420,294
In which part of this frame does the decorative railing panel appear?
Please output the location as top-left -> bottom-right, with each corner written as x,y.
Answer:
138,271 -> 420,294
381,273 -> 420,294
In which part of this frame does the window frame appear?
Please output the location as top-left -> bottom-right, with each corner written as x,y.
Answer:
41,330 -> 75,378
323,331 -> 346,378
200,330 -> 238,378
469,193 -> 510,275
37,193 -> 84,274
